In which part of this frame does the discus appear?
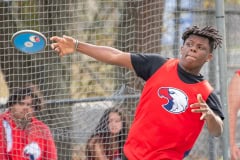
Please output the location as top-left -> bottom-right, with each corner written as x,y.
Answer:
11,30 -> 47,54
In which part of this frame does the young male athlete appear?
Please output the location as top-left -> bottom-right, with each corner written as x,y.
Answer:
50,25 -> 224,159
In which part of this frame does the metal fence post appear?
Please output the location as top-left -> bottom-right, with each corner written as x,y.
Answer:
215,1 -> 229,160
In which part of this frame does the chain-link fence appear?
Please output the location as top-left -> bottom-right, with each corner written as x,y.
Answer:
0,0 -> 239,159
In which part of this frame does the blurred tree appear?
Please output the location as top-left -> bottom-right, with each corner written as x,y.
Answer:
115,0 -> 165,116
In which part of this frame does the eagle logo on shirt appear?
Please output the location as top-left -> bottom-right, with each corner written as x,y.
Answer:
23,142 -> 41,160
158,87 -> 188,114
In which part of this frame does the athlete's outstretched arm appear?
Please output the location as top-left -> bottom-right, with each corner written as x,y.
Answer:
50,35 -> 133,70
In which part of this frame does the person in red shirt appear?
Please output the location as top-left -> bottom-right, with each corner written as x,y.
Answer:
0,85 -> 57,160
228,70 -> 240,160
0,69 -> 9,105
50,25 -> 224,159
85,107 -> 129,160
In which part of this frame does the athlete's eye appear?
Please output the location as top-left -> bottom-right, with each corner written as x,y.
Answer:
198,46 -> 206,51
186,41 -> 193,47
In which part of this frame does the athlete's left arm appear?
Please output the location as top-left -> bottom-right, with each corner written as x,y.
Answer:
190,94 -> 223,137
203,109 -> 223,137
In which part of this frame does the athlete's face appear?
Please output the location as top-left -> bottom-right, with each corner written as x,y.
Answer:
108,112 -> 122,135
10,96 -> 34,120
179,35 -> 213,75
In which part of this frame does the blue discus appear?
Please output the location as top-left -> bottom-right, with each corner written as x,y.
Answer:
11,30 -> 47,54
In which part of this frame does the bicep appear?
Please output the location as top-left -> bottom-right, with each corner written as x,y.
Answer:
111,52 -> 133,70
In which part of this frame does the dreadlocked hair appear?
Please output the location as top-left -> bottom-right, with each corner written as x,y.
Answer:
182,25 -> 223,52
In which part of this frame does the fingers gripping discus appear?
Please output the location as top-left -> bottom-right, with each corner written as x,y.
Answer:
11,30 -> 47,54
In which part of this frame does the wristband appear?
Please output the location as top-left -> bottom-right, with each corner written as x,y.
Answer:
75,39 -> 79,51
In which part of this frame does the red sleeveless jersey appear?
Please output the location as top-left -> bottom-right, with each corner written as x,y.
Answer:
124,59 -> 213,160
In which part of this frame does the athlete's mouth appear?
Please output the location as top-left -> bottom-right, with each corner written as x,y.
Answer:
186,54 -> 197,59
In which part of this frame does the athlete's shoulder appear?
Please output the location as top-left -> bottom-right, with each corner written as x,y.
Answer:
131,53 -> 167,61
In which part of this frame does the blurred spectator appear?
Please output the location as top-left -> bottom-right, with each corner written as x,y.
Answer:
85,107 -> 129,160
0,69 -> 9,105
0,85 -> 57,160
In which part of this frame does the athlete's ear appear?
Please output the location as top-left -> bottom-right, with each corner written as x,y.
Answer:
180,46 -> 184,55
206,53 -> 213,62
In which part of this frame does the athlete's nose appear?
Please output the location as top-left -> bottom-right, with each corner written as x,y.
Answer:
190,46 -> 197,53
